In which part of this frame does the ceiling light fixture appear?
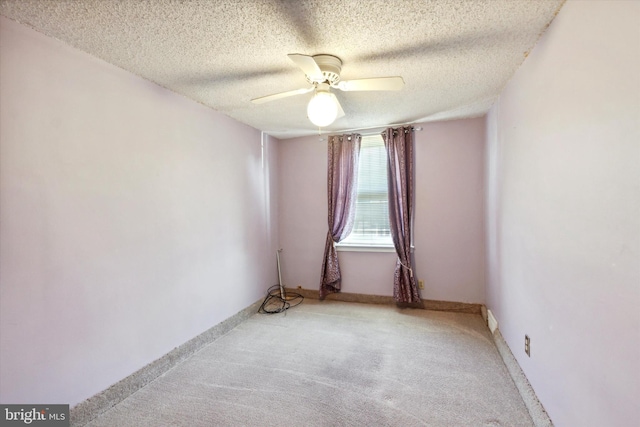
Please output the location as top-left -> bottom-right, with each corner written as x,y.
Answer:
252,54 -> 404,130
307,83 -> 338,127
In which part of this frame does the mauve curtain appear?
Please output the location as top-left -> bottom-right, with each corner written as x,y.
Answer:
320,133 -> 361,299
383,126 -> 421,304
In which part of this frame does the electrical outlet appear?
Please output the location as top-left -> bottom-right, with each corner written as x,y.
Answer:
525,335 -> 531,357
418,280 -> 424,290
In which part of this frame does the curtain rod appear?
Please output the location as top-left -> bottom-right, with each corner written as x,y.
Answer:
316,125 -> 423,141
360,126 -> 423,137
322,125 -> 423,138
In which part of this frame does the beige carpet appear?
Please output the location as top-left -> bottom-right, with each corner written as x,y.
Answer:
84,300 -> 534,426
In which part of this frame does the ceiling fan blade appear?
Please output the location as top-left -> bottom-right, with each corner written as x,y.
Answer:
331,93 -> 345,119
251,86 -> 313,104
288,54 -> 324,81
336,76 -> 405,92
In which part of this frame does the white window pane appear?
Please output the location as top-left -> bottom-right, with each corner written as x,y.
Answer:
342,135 -> 393,246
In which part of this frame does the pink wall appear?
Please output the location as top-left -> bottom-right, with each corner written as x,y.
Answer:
0,17 -> 279,406
415,118 -> 486,303
485,1 -> 640,426
278,118 -> 486,302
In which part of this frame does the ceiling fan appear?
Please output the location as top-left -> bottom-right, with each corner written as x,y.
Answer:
251,54 -> 404,127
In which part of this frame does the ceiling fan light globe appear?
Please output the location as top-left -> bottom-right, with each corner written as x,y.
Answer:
307,92 -> 338,127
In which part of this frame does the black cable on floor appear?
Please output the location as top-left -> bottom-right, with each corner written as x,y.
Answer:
258,284 -> 304,314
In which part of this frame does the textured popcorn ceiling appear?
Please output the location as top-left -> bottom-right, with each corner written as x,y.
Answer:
0,0 -> 564,139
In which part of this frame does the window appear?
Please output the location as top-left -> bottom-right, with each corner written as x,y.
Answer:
339,135 -> 393,249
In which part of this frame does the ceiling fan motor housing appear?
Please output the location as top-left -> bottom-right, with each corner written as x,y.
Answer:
308,54 -> 342,85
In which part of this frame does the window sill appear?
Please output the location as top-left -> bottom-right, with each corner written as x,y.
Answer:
336,244 -> 396,253
335,244 -> 415,253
